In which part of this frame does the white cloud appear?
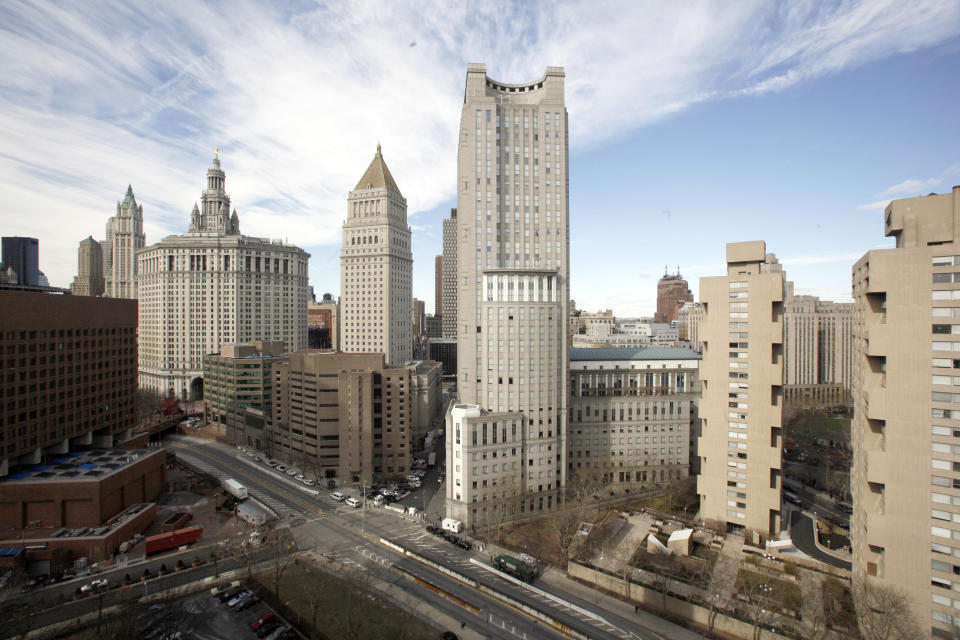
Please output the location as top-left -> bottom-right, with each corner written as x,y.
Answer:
1,1 -> 958,291
856,199 -> 892,212
858,161 -> 960,211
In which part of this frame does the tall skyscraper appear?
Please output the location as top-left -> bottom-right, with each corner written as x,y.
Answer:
1,237 -> 39,287
137,153 -> 310,401
698,241 -> 785,536
442,208 -> 458,338
655,268 -> 693,324
446,64 -> 569,528
851,186 -> 960,638
435,254 -> 443,317
340,145 -> 412,365
103,185 -> 145,299
783,293 -> 853,406
70,236 -> 105,297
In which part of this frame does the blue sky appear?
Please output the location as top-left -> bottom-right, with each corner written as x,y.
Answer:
1,1 -> 959,315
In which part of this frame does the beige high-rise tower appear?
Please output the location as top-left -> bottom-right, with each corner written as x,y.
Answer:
70,235 -> 104,297
698,241 -> 785,536
340,145 -> 412,366
851,186 -> 960,638
445,64 -> 569,529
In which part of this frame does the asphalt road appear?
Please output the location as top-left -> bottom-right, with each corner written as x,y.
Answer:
9,436 -> 697,640
789,510 -> 851,570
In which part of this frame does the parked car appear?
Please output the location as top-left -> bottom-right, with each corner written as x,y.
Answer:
286,468 -> 298,476
217,586 -> 245,603
235,594 -> 260,611
412,469 -> 426,477
266,460 -> 278,467
227,591 -> 251,606
257,620 -> 281,638
426,525 -> 441,536
276,465 -> 287,472
294,474 -> 305,481
330,491 -> 345,502
345,497 -> 361,508
250,612 -> 275,630
302,478 -> 315,486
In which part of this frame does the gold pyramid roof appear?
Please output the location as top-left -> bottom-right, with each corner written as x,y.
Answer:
354,144 -> 401,195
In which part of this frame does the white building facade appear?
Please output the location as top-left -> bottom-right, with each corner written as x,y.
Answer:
137,154 -> 309,400
446,64 -> 570,529
340,145 -> 413,366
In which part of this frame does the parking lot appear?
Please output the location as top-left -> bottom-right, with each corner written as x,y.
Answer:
138,585 -> 297,640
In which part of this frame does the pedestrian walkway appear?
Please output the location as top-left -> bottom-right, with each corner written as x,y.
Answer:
709,533 -> 743,610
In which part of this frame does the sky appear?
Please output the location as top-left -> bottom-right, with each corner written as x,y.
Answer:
1,1 -> 959,316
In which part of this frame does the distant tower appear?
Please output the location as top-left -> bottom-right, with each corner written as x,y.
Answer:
441,208 -> 458,338
70,236 -> 105,296
655,268 -> 692,324
340,145 -> 413,365
1,237 -> 39,286
104,185 -> 145,298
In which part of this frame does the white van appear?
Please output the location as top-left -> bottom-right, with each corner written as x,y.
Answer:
330,491 -> 345,502
345,497 -> 361,508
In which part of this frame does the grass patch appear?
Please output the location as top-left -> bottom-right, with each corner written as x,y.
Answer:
254,560 -> 436,640
735,569 -> 802,612
631,477 -> 699,518
818,531 -> 850,550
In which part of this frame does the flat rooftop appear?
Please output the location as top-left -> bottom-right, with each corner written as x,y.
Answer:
1,447 -> 160,484
569,347 -> 701,361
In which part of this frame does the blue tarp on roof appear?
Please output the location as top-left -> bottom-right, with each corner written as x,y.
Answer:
6,473 -> 30,479
52,458 -> 70,464
76,463 -> 97,470
31,465 -> 51,471
68,452 -> 85,457
0,548 -> 25,557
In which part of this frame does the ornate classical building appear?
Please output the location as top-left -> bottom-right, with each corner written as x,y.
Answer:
446,64 -> 570,529
70,236 -> 105,297
137,154 -> 309,400
340,145 -> 413,366
103,185 -> 145,299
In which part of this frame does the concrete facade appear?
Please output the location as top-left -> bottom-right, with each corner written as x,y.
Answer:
442,208 -> 458,338
70,236 -> 105,297
447,64 -> 569,529
567,347 -> 699,488
677,301 -> 703,353
271,351 -> 439,486
697,241 -> 785,537
103,185 -> 145,299
0,291 -> 137,477
340,145 -> 413,366
851,186 -> 960,638
137,155 -> 309,401
783,293 -> 853,395
203,341 -> 287,444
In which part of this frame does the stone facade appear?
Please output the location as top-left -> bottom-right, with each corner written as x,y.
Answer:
447,64 -> 569,529
204,341 -> 287,443
340,146 -> 412,366
70,235 -> 104,297
655,270 -> 692,324
567,347 -> 699,489
137,155 -> 309,400
103,185 -> 145,299
442,208 -> 458,338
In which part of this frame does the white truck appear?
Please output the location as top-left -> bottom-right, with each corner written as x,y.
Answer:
441,518 -> 463,534
428,451 -> 437,467
222,478 -> 248,500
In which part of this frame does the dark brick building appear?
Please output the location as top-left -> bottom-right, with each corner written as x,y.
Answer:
0,291 -> 137,476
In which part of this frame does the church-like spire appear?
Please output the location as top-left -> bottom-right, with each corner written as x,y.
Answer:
230,209 -> 240,235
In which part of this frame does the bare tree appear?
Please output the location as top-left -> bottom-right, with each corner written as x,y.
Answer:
550,506 -> 583,561
854,579 -> 921,640
270,539 -> 295,599
649,550 -> 682,615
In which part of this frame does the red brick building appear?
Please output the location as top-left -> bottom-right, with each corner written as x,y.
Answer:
655,271 -> 693,324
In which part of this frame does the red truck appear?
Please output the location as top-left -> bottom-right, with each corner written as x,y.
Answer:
144,526 -> 203,555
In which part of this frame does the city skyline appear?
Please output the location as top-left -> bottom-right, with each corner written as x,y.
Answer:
1,2 -> 959,315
